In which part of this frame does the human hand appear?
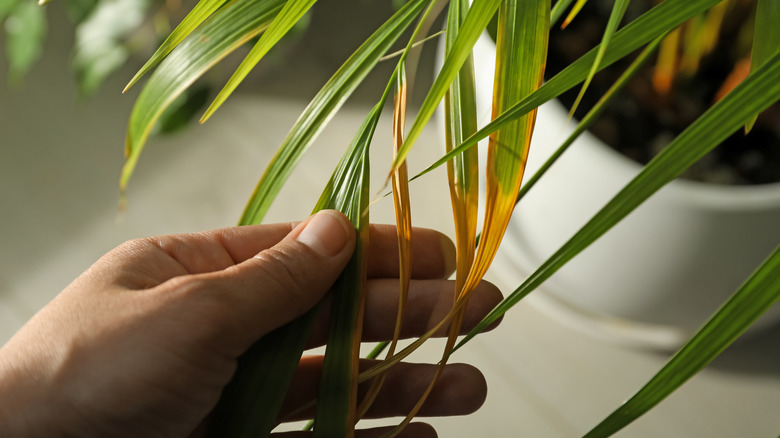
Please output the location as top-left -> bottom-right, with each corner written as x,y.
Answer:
0,210 -> 502,437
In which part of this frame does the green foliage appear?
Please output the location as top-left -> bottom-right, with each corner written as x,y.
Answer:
3,0 -> 46,86
47,0 -> 780,435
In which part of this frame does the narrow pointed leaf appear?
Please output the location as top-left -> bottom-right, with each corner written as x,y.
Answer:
122,0 -> 287,191
357,62 -> 411,422
124,0 -> 229,92
444,0 -> 479,283
313,105 -> 375,438
414,0 -> 724,180
745,0 -> 780,131
388,5 -> 550,431
561,0 -> 587,29
457,48 -> 780,351
210,100 -> 382,438
458,0 -> 549,301
584,243 -> 780,438
550,0 -> 575,27
568,0 -> 629,117
201,0 -> 317,122
388,0 -> 501,175
516,37 -> 661,208
238,0 -> 429,225
207,308 -> 319,437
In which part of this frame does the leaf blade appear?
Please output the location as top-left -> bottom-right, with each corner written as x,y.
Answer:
584,243 -> 780,437
122,0 -> 288,191
457,48 -> 780,350
124,0 -> 229,92
414,0 -> 724,181
200,0 -> 317,122
388,0 -> 501,175
237,0 -> 430,225
567,0 -> 629,117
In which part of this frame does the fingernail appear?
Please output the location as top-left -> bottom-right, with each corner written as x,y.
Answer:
296,211 -> 352,256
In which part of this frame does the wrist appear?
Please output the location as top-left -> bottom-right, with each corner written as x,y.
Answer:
0,344 -> 62,437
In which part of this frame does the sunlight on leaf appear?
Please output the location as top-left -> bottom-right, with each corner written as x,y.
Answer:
201,0 -> 317,122
238,0 -> 429,225
124,0 -> 229,92
122,0 -> 287,193
561,0 -> 587,29
550,0 -> 574,27
388,0 -> 501,176
458,0 -> 548,303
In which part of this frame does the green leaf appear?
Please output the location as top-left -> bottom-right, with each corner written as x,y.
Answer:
122,0 -> 288,192
443,0 -> 479,279
561,0 -> 587,28
456,48 -> 780,351
210,99 -> 383,438
745,0 -> 780,132
124,0 -> 229,92
567,0 -> 629,117
515,37 -> 661,210
416,0 -> 723,179
584,243 -> 780,437
465,0 -> 548,302
550,0 -> 575,27
207,307 -> 319,437
312,101 -> 377,438
237,0 -> 430,225
388,0 -> 501,175
201,0 -> 317,122
72,0 -> 151,96
4,0 -> 46,86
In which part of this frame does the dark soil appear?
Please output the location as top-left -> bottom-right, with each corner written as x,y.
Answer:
544,0 -> 780,185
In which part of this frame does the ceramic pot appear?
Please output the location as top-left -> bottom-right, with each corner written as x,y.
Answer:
439,31 -> 780,348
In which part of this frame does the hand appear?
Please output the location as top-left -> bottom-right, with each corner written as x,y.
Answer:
0,210 -> 502,437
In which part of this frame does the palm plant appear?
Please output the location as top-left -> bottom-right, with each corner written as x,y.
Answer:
57,0 -> 780,435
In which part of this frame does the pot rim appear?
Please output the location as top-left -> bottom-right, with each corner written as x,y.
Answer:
467,32 -> 780,211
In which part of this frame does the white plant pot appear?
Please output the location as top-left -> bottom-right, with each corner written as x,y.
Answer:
438,31 -> 780,348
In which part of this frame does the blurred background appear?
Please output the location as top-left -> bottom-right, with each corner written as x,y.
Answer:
2,0 -> 780,436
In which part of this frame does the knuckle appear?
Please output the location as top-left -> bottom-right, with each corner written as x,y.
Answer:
251,247 -> 314,309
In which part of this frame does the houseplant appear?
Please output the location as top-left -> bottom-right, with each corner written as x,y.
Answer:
453,1 -> 780,349
41,0 -> 779,436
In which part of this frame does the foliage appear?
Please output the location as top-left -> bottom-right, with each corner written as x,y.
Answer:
31,0 -> 780,435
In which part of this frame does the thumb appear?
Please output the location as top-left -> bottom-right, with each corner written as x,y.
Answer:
205,210 -> 355,350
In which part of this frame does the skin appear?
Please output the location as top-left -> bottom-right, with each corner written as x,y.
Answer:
0,210 -> 502,437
